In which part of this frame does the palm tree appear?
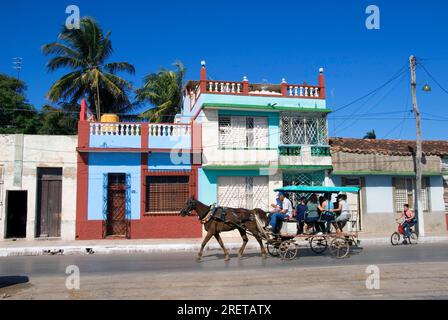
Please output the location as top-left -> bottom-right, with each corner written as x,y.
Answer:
135,61 -> 185,123
363,129 -> 377,139
42,17 -> 135,119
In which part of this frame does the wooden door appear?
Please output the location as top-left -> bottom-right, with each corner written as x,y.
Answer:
37,168 -> 62,238
106,174 -> 127,237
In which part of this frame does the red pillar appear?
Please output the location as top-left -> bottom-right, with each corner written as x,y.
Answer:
281,78 -> 288,96
243,76 -> 249,94
318,68 -> 326,99
200,61 -> 207,92
140,124 -> 149,218
75,119 -> 90,239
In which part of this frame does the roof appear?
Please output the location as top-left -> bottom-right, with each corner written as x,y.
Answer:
275,186 -> 360,193
330,137 -> 448,156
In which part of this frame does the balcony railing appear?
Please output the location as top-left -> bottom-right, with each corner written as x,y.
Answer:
86,122 -> 196,150
278,146 -> 302,156
311,146 -> 331,157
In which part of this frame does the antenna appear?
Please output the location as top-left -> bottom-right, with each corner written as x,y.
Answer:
12,57 -> 23,80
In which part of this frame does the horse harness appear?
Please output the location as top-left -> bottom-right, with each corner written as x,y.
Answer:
199,204 -> 258,235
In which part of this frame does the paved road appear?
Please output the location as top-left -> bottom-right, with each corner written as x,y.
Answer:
1,243 -> 448,299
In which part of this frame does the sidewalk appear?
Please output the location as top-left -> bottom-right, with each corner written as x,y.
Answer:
1,233 -> 447,257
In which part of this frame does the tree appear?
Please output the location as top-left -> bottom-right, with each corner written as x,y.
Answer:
0,73 -> 41,134
136,61 -> 185,123
42,17 -> 135,119
38,103 -> 78,135
363,129 -> 376,139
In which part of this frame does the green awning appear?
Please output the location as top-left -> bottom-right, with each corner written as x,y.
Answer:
275,185 -> 360,193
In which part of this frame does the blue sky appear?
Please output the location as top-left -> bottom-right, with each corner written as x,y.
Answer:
1,0 -> 447,140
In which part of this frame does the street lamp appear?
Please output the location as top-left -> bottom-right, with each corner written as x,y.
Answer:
422,82 -> 432,92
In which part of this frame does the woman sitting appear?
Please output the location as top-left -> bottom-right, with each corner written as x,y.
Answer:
303,194 -> 319,234
333,194 -> 351,232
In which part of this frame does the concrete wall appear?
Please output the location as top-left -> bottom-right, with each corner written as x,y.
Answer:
0,135 -> 77,240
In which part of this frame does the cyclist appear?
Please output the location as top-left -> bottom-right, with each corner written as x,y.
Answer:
397,204 -> 416,244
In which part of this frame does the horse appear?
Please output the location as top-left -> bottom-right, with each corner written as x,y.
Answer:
179,198 -> 269,261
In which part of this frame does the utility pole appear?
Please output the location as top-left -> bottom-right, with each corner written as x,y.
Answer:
409,55 -> 425,237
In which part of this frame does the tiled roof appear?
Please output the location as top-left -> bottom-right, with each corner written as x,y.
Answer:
329,138 -> 448,156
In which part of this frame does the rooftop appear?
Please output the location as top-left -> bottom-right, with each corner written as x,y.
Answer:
330,138 -> 448,157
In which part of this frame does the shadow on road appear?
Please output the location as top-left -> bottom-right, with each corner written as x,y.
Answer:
0,276 -> 29,289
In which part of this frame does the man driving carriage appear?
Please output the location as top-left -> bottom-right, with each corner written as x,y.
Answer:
266,192 -> 293,234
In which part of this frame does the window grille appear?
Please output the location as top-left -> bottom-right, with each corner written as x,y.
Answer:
218,176 -> 268,210
393,177 -> 430,212
218,115 -> 268,149
146,175 -> 190,214
280,113 -> 327,145
283,172 -> 325,205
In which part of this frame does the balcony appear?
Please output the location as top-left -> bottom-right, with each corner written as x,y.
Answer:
279,145 -> 332,167
82,122 -> 198,152
186,64 -> 327,112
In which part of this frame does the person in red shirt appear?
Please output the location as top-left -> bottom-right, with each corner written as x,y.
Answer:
397,204 -> 416,244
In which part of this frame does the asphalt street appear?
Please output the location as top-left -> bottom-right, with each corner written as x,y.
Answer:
1,243 -> 448,299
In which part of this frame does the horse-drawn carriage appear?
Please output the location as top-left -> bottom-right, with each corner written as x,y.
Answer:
180,185 -> 362,262
260,186 -> 362,260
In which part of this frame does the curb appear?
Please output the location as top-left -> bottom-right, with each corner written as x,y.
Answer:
1,237 -> 447,257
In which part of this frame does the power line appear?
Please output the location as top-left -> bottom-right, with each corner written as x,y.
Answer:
331,64 -> 409,113
418,63 -> 448,96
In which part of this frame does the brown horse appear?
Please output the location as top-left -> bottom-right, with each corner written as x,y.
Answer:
180,199 -> 269,261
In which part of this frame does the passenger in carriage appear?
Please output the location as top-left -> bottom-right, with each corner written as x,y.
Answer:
319,194 -> 339,234
295,197 -> 308,234
333,194 -> 351,232
266,192 -> 293,234
303,194 -> 320,234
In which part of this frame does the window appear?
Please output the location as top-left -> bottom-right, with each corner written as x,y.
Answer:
146,175 -> 189,214
280,113 -> 327,145
393,177 -> 430,212
218,115 -> 268,149
217,176 -> 268,210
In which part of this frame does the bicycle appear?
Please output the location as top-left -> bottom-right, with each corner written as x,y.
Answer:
390,218 -> 418,245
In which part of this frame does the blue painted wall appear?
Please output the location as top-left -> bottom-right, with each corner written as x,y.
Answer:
148,152 -> 191,170
90,135 -> 141,148
87,153 -> 141,221
148,134 -> 191,149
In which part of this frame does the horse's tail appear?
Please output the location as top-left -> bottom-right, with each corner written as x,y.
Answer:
253,208 -> 269,238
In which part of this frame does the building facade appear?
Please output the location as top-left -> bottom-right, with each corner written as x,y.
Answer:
329,138 -> 448,234
0,134 -> 77,240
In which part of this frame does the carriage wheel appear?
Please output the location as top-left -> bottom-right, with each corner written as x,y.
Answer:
409,232 -> 418,245
390,232 -> 401,246
279,240 -> 299,260
330,237 -> 350,259
309,236 -> 328,254
266,242 -> 280,257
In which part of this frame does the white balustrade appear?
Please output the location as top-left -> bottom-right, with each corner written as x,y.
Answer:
148,124 -> 191,137
89,123 -> 141,136
206,81 -> 242,94
287,85 -> 320,97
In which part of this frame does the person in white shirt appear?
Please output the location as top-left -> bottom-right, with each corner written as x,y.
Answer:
267,192 -> 293,234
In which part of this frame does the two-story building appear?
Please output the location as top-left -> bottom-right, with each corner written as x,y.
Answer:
185,62 -> 331,213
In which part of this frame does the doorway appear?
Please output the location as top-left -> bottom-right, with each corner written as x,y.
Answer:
6,191 -> 27,238
106,173 -> 127,237
36,168 -> 62,238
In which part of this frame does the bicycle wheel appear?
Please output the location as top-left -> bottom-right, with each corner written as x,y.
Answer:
309,236 -> 328,254
279,240 -> 299,260
330,237 -> 350,259
409,232 -> 418,244
390,232 -> 401,246
266,242 -> 280,257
